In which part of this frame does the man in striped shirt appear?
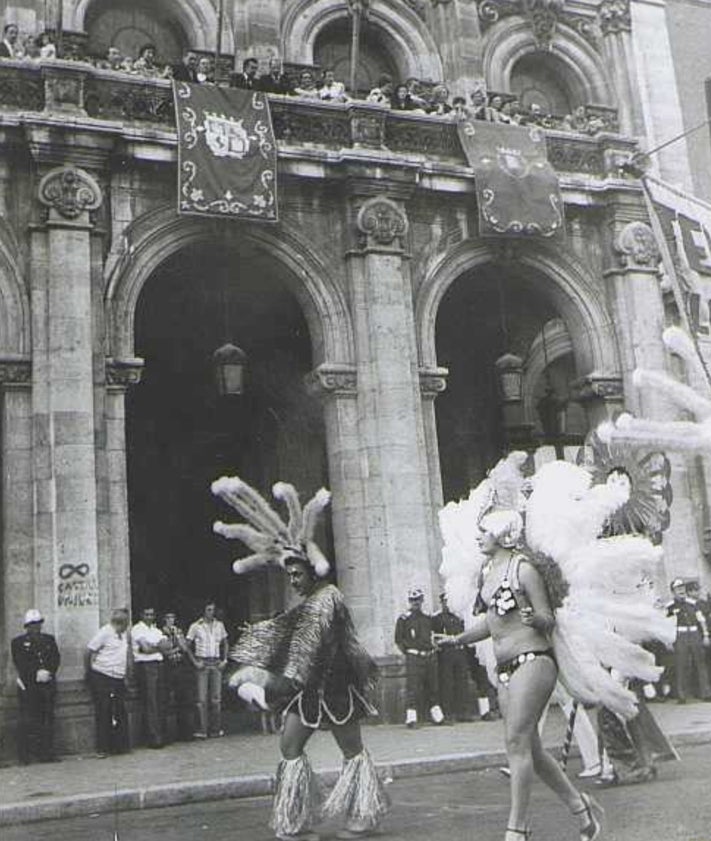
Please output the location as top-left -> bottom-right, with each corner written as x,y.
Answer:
186,601 -> 228,738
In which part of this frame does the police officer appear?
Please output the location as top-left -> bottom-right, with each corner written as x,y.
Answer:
431,593 -> 469,722
666,578 -> 711,703
395,588 -> 444,728
11,609 -> 61,764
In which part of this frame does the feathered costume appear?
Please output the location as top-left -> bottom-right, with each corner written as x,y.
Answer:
211,476 -> 388,840
439,453 -> 675,720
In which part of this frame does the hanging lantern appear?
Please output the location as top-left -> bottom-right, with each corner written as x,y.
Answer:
495,353 -> 524,403
213,344 -> 248,396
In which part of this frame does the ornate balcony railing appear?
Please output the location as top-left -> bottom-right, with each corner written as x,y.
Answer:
0,60 -> 636,179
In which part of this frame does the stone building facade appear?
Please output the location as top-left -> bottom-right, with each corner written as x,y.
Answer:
0,0 -> 710,755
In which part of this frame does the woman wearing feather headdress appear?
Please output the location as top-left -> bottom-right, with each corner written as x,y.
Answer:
211,477 -> 389,841
437,452 -> 675,841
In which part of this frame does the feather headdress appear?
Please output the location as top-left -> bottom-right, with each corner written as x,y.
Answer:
212,476 -> 332,577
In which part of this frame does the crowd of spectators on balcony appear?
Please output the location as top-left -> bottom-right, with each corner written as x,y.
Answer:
0,27 -> 613,136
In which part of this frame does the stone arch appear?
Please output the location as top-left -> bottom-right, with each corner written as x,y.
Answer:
0,218 -> 30,357
105,205 -> 354,367
67,0 -> 234,54
281,0 -> 444,82
416,240 -> 620,381
483,19 -> 613,106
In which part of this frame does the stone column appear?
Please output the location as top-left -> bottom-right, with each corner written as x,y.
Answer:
429,0 -> 484,95
31,166 -> 103,679
98,359 -> 144,620
344,194 -> 442,653
598,0 -> 645,138
605,215 -> 703,582
419,368 -> 449,513
0,358 -> 33,685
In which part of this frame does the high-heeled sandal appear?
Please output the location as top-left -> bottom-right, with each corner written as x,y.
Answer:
573,792 -> 604,841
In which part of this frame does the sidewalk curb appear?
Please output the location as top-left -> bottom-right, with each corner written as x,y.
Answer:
1,729 -> 709,827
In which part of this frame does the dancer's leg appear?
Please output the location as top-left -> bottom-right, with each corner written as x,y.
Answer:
331,718 -> 364,759
499,657 -> 557,833
272,712 -> 319,839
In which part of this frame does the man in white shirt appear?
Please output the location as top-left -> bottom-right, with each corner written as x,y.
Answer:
186,601 -> 228,738
132,607 -> 167,748
85,608 -> 131,757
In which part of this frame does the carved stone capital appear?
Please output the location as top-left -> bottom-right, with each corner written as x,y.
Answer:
106,357 -> 144,390
355,197 -> 409,251
571,374 -> 624,404
599,0 -> 631,35
38,166 -> 102,222
614,221 -> 660,271
419,367 -> 449,398
0,356 -> 32,388
305,364 -> 358,398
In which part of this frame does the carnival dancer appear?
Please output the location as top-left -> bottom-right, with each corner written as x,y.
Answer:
211,477 -> 389,841
437,452 -> 675,841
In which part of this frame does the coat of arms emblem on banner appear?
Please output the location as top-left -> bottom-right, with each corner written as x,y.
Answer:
496,146 -> 528,179
203,112 -> 251,159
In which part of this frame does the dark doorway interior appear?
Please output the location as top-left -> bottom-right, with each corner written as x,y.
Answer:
435,264 -> 559,502
127,241 -> 328,634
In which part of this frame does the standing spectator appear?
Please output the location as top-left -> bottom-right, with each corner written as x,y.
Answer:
97,46 -> 123,70
451,96 -> 471,122
133,43 -> 160,77
132,606 -> 167,748
293,68 -> 320,99
470,87 -> 488,121
394,587 -> 445,728
367,74 -> 394,106
687,580 -> 711,675
431,593 -> 468,722
466,645 -> 500,720
195,56 -> 213,84
186,601 -> 228,739
85,608 -> 131,757
391,83 -> 419,112
11,609 -> 61,764
161,611 -> 196,741
258,56 -> 291,94
405,76 -> 430,110
319,67 -> 348,102
172,49 -> 198,82
666,578 -> 711,703
0,23 -> 19,58
37,32 -> 56,59
428,84 -> 452,117
231,56 -> 259,89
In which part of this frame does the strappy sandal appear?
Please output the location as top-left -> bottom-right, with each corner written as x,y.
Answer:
574,792 -> 604,841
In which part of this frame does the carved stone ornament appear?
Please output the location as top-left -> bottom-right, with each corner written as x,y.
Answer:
305,364 -> 358,398
356,197 -> 409,249
38,166 -> 102,220
349,107 -> 386,149
615,221 -> 660,270
106,357 -> 145,388
598,0 -> 631,35
0,357 -> 32,387
419,367 -> 449,397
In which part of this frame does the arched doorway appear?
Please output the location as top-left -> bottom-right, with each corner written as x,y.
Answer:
85,0 -> 187,62
434,264 -> 587,501
314,18 -> 400,94
126,240 -> 329,633
510,51 -> 577,114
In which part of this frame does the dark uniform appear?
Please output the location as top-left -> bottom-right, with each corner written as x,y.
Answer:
395,599 -> 442,724
666,594 -> 711,701
161,620 -> 195,742
431,606 -> 468,721
11,627 -> 60,763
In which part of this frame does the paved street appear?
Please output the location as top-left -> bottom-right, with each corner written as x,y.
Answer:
5,743 -> 710,841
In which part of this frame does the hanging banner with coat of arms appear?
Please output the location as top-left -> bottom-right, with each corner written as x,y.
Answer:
173,81 -> 278,220
457,121 -> 563,238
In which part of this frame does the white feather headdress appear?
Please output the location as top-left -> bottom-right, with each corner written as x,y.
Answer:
212,476 -> 332,577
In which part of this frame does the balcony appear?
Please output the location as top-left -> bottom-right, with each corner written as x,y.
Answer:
0,60 -> 637,179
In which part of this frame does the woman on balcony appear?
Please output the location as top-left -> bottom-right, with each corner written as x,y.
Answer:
294,69 -> 321,100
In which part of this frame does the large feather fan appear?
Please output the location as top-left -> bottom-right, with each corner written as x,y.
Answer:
212,476 -> 332,577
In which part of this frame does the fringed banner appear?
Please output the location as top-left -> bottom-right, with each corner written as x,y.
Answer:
173,81 -> 278,220
457,120 -> 563,238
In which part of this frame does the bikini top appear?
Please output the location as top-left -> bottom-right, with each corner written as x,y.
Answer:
473,553 -> 530,617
